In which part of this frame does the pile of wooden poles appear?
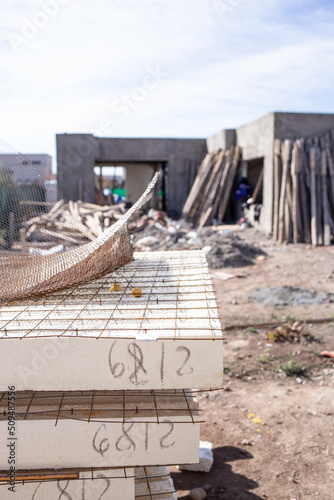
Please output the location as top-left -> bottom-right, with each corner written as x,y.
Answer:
181,146 -> 241,228
273,132 -> 334,245
24,199 -> 126,246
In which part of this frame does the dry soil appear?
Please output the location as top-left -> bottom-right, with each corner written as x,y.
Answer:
171,229 -> 334,500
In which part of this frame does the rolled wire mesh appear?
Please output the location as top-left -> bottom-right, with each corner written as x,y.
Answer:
0,139 -> 159,304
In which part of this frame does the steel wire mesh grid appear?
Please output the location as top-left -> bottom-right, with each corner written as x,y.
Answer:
0,250 -> 223,341
0,466 -> 176,499
0,157 -> 160,304
0,390 -> 201,425
0,466 -> 134,485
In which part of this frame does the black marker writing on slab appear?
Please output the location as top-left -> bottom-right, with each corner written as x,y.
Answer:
95,474 -> 111,499
92,424 -> 110,457
109,340 -> 125,378
128,342 -> 147,385
160,420 -> 175,449
176,346 -> 194,376
56,480 -> 72,500
145,422 -> 149,452
116,421 -> 136,452
160,341 -> 165,383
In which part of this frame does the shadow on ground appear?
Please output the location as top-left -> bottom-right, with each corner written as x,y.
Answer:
171,446 -> 265,499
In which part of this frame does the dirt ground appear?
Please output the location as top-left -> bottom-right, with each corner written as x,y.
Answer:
170,229 -> 334,500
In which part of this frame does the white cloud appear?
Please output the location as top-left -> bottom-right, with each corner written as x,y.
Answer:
0,0 -> 333,161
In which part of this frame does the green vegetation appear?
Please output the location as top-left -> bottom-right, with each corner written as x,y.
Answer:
279,359 -> 303,376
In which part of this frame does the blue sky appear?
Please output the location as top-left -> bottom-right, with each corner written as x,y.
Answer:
0,0 -> 334,165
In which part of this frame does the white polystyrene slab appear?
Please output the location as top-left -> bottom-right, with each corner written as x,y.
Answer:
0,468 -> 135,499
0,416 -> 199,470
135,466 -> 177,499
0,251 -> 223,391
0,337 -> 223,391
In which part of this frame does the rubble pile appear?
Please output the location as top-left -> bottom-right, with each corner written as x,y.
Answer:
129,209 -> 266,269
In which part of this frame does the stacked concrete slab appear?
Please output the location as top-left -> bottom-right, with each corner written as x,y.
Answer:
0,250 -> 223,498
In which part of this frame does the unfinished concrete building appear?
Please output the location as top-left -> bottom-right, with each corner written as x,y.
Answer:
57,112 -> 334,234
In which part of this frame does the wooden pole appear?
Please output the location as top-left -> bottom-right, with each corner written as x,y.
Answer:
8,212 -> 14,249
198,151 -> 227,228
278,140 -> 292,243
99,167 -> 103,205
285,164 -> 293,243
182,153 -> 215,220
291,141 -> 303,243
299,140 -> 311,243
273,139 -> 282,241
309,147 -> 318,246
217,146 -> 241,224
321,149 -> 331,245
193,150 -> 225,225
19,228 -> 27,254
315,144 -> 323,245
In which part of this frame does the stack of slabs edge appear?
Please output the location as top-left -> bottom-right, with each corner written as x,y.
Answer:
0,250 -> 223,498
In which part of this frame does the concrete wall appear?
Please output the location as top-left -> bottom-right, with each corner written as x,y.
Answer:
206,129 -> 236,152
125,163 -> 155,204
57,135 -> 206,215
274,112 -> 334,141
236,113 -> 275,234
56,134 -> 96,203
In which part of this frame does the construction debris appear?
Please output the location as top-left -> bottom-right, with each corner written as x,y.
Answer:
24,199 -> 126,246
182,146 -> 241,227
130,212 -> 266,268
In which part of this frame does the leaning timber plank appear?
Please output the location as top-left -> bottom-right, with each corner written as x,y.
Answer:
191,151 -> 225,225
217,146 -> 241,223
321,149 -> 331,245
198,151 -> 227,228
210,148 -> 234,222
39,228 -> 84,244
273,139 -> 282,240
62,207 -> 96,240
299,140 -> 311,243
291,142 -> 303,243
278,140 -> 292,243
25,200 -> 65,228
285,160 -> 293,243
325,143 -> 334,211
315,144 -> 323,245
309,147 -> 318,246
252,166 -> 264,204
85,214 -> 103,238
182,152 -> 216,220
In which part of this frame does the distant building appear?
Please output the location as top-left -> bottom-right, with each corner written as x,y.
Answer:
0,154 -> 53,184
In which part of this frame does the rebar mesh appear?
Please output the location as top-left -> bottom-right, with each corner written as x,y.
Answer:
0,139 -> 160,304
0,390 -> 200,425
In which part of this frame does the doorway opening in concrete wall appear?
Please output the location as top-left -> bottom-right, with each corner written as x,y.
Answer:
93,162 -> 167,211
247,157 -> 264,205
93,166 -> 126,205
245,157 -> 264,225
